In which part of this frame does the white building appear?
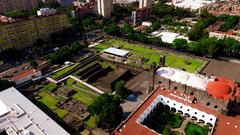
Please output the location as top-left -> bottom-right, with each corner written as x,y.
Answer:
0,87 -> 70,135
37,8 -> 57,16
11,69 -> 43,86
156,67 -> 211,90
97,0 -> 113,18
171,0 -> 215,12
151,31 -> 189,44
139,0 -> 152,9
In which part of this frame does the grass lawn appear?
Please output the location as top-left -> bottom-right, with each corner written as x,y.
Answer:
50,63 -> 78,79
64,78 -> 98,106
72,61 -> 98,76
38,91 -> 58,109
185,122 -> 208,135
169,114 -> 183,128
54,108 -> 68,118
42,83 -> 58,92
85,115 -> 98,128
95,39 -> 204,72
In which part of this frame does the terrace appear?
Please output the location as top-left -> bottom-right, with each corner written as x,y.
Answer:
35,78 -> 99,131
94,38 -> 204,73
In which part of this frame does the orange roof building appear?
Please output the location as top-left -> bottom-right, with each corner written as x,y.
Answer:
115,86 -> 240,135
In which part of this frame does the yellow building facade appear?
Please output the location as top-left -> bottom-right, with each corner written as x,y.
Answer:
0,14 -> 70,51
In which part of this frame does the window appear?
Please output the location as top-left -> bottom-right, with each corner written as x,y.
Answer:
167,101 -> 169,103
180,106 -> 183,108
158,81 -> 162,84
190,92 -> 194,95
202,115 -> 205,118
210,118 -> 213,121
174,86 -> 177,90
206,102 -> 210,106
174,103 -> 176,106
195,112 -> 197,114
214,105 -> 218,109
187,109 -> 190,111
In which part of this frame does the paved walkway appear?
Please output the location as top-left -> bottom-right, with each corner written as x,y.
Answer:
46,75 -> 104,94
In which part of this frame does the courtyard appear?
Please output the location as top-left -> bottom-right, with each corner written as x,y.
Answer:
94,38 -> 205,72
35,78 -> 99,130
142,103 -> 210,135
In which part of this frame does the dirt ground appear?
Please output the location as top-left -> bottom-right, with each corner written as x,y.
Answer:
201,59 -> 240,82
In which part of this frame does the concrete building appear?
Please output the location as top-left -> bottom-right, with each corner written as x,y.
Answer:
0,14 -> 70,51
37,8 -> 57,16
139,0 -> 152,9
170,0 -> 214,12
0,0 -> 37,14
0,87 -> 70,135
131,8 -> 150,26
115,73 -> 240,135
71,0 -> 97,19
97,0 -> 113,18
100,47 -> 130,63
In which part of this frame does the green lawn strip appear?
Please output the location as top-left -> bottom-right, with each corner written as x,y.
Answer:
72,60 -> 98,76
185,122 -> 208,135
64,79 -> 97,106
50,63 -> 78,79
42,83 -> 58,92
84,115 -> 98,128
38,91 -> 58,109
95,39 -> 203,72
169,114 -> 183,128
54,108 -> 69,118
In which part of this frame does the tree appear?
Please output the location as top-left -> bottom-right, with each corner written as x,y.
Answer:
187,41 -> 202,55
37,0 -> 46,8
2,48 -> 23,62
152,20 -> 161,31
199,37 -> 221,58
115,80 -> 127,98
0,80 -> 13,91
171,38 -> 187,50
103,23 -> 121,36
88,93 -> 123,128
47,0 -> 61,8
30,60 -> 38,68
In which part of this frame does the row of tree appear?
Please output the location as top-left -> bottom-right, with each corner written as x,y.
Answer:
49,42 -> 85,64
171,37 -> 240,58
152,1 -> 194,19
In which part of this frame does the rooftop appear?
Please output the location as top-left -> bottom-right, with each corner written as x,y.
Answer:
0,87 -> 70,135
171,0 -> 213,10
115,86 -> 240,135
103,47 -> 130,57
156,67 -> 210,90
151,31 -> 188,44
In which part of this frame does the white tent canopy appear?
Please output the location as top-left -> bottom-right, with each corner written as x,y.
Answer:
156,67 -> 210,90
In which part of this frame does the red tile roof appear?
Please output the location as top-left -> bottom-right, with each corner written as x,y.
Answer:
11,69 -> 38,81
206,77 -> 236,100
115,86 -> 240,135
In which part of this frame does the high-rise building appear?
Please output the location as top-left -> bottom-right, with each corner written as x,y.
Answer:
0,0 -> 38,13
97,0 -> 112,18
0,14 -> 70,51
139,0 -> 152,9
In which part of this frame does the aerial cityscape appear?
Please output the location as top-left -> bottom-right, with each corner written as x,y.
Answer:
0,0 -> 240,135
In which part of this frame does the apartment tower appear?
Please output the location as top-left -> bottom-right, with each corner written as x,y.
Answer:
0,0 -> 37,13
97,0 -> 113,18
139,0 -> 152,9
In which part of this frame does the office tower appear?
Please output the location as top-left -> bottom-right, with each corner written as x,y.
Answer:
0,0 -> 37,13
97,0 -> 112,18
139,0 -> 152,9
